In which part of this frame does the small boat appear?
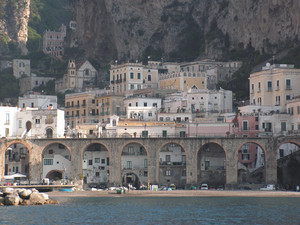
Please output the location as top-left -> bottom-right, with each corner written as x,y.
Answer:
116,189 -> 124,194
60,188 -> 73,192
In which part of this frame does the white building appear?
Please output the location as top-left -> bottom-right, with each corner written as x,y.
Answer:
42,145 -> 71,180
82,149 -> 109,184
19,94 -> 57,109
124,97 -> 161,121
0,106 -> 19,138
163,88 -> 232,115
16,108 -> 65,138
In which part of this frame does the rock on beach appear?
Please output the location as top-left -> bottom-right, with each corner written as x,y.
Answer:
0,188 -> 58,206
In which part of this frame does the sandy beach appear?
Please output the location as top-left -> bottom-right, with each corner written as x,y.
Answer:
47,190 -> 300,198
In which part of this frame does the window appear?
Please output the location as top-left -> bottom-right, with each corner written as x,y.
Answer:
144,159 -> 147,168
95,158 -> 100,163
159,117 -> 164,121
130,72 -> 134,79
128,147 -> 134,154
35,119 -> 40,124
137,73 -> 141,79
276,96 -> 280,105
48,149 -> 53,154
148,112 -> 152,117
101,159 -> 105,164
258,97 -> 261,105
95,172 -> 99,177
205,160 -> 210,170
281,122 -> 286,131
44,159 -> 53,165
267,81 -> 272,91
165,170 -> 173,176
258,82 -> 261,91
18,120 -> 22,128
148,75 -> 151,81
5,113 -> 10,124
166,155 -> 171,162
286,79 -> 291,89
89,160 -> 93,165
144,102 -> 147,107
276,80 -> 280,90
130,84 -> 134,90
242,121 -> 248,130
286,95 -> 291,101
279,149 -> 284,158
126,161 -> 132,169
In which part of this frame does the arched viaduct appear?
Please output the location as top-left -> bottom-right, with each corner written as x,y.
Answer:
0,136 -> 299,188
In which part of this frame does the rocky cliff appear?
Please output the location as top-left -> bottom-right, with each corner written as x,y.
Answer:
0,0 -> 30,55
69,0 -> 300,63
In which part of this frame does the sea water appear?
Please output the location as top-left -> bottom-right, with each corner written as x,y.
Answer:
0,197 -> 299,225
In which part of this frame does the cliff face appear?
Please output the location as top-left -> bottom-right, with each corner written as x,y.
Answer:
0,0 -> 30,55
70,0 -> 300,63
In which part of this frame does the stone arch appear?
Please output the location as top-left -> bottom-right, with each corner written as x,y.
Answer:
196,141 -> 227,188
41,142 -> 72,180
1,140 -> 32,178
121,171 -> 141,188
46,170 -> 63,180
235,141 -> 267,186
81,142 -> 111,186
275,140 -> 300,190
157,141 -> 188,188
119,141 -> 149,189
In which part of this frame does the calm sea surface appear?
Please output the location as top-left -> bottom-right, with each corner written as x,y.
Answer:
0,196 -> 299,225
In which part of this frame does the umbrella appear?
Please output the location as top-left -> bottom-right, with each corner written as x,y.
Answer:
12,173 -> 27,178
3,175 -> 14,180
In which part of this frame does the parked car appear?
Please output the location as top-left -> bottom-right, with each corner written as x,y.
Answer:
260,184 -> 276,191
200,183 -> 208,190
239,186 -> 251,190
217,185 -> 224,190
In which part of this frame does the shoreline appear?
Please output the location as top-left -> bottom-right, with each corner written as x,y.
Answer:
47,190 -> 300,198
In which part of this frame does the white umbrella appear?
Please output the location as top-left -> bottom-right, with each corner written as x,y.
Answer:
3,175 -> 14,180
12,173 -> 26,178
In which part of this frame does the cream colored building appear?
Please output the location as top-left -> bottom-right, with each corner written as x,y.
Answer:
95,93 -> 125,124
286,96 -> 300,133
65,90 -> 105,129
55,60 -> 97,93
159,71 -> 206,91
110,62 -> 159,95
249,64 -> 300,112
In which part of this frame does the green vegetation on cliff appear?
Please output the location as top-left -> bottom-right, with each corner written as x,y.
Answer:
27,0 -> 71,52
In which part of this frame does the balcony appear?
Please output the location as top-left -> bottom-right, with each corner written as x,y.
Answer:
81,103 -> 86,107
159,161 -> 186,166
111,80 -> 115,84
